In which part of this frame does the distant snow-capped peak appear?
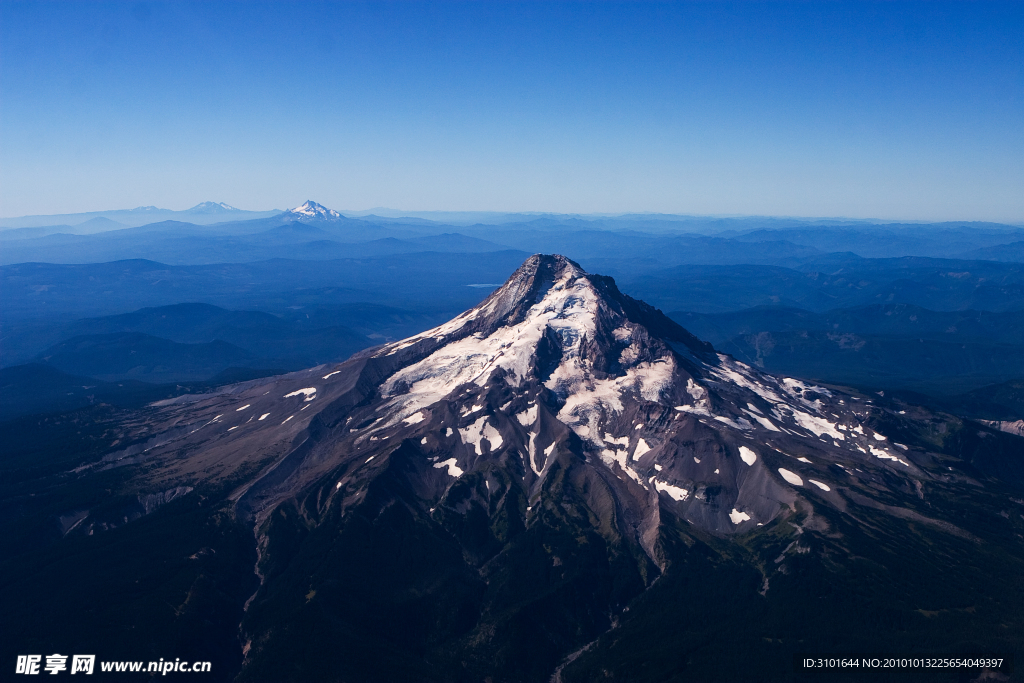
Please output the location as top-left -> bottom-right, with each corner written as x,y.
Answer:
188,201 -> 240,213
287,200 -> 341,219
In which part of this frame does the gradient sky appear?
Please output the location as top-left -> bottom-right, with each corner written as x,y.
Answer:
1,1 -> 1022,221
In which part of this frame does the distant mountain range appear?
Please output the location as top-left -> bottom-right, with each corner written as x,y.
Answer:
4,199 -> 1024,423
4,199 -> 1024,268
0,201 -> 283,229
5,200 -> 1022,241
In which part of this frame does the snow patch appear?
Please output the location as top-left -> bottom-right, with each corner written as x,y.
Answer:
729,509 -> 751,524
604,433 -> 629,446
710,358 -> 785,404
460,416 -> 503,455
601,449 -> 645,485
686,378 -> 707,401
632,438 -> 651,460
778,468 -> 803,486
285,387 -> 317,401
613,326 -> 633,342
654,480 -> 689,501
745,411 -> 781,432
808,479 -> 831,491
675,404 -> 712,417
515,404 -> 538,426
739,446 -> 757,466
715,415 -> 754,431
870,446 -> 910,466
433,458 -> 463,478
790,410 -> 845,440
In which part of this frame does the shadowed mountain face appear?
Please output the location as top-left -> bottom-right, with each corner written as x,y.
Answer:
3,255 -> 1023,682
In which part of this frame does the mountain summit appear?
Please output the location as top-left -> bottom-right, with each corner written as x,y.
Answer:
187,201 -> 241,213
283,200 -> 342,221
17,254 -> 1024,682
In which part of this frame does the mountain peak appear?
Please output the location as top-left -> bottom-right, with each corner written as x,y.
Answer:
187,201 -> 240,213
370,254 -> 713,463
286,200 -> 341,220
376,253 -> 709,363
113,252 -> 925,542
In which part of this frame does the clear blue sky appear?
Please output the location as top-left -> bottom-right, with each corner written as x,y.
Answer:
1,1 -> 1021,221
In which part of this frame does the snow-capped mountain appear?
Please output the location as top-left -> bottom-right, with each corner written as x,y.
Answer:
38,254 -> 1024,682
186,201 -> 241,214
282,199 -> 343,221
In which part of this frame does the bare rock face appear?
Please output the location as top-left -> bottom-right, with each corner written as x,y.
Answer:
55,254 -> 1021,682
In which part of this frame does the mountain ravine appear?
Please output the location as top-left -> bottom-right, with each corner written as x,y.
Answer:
4,255 -> 1023,682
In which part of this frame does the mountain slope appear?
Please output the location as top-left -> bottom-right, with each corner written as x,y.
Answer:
2,255 -> 1022,682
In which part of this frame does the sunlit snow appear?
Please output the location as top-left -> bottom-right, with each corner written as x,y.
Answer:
790,410 -> 845,440
433,457 -> 464,478
729,509 -> 751,524
285,388 -> 317,401
460,416 -> 503,455
778,468 -> 803,486
654,480 -> 688,501
604,433 -> 629,446
376,262 -> 677,452
515,404 -> 538,426
632,438 -> 651,460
